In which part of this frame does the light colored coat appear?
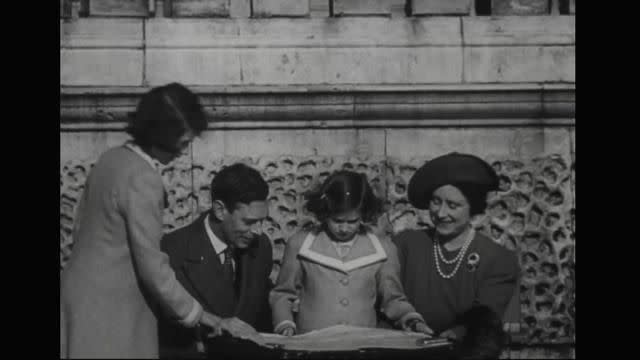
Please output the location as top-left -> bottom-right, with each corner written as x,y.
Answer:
60,145 -> 200,358
270,229 -> 422,334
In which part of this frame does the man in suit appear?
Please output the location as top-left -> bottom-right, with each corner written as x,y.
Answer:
158,163 -> 274,358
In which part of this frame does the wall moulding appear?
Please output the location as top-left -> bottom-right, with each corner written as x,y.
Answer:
60,83 -> 575,130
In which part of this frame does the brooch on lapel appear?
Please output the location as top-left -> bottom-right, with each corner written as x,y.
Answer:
466,252 -> 480,272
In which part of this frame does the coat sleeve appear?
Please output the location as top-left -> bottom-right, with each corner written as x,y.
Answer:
256,238 -> 275,332
391,230 -> 410,280
445,247 -> 519,341
121,169 -> 202,327
60,302 -> 67,358
476,247 -> 520,317
268,231 -> 305,332
375,236 -> 424,328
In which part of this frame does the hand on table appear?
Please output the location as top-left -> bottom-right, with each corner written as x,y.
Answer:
200,313 -> 265,345
403,319 -> 434,337
278,325 -> 296,337
439,326 -> 466,342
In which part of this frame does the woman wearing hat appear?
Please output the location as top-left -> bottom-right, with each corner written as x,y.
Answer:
393,153 -> 519,358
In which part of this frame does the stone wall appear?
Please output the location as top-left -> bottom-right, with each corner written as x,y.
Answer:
60,0 -> 575,350
60,127 -> 575,345
61,16 -> 574,87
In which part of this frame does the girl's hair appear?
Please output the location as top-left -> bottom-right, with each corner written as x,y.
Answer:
305,170 -> 383,224
126,83 -> 207,152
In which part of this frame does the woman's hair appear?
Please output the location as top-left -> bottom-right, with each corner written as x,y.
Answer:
305,170 -> 383,224
449,182 -> 492,216
126,83 -> 207,152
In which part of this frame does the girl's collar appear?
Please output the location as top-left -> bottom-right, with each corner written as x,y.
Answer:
298,231 -> 387,273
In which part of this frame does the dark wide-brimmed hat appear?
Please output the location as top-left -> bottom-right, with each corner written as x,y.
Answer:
408,152 -> 499,210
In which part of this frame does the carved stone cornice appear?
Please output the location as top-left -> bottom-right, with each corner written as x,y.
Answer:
60,83 -> 574,130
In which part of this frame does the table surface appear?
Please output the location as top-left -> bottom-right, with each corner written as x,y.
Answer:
205,326 -> 456,359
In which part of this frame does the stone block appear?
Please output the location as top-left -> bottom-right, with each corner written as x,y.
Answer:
252,0 -> 309,17
464,46 -> 574,83
170,0 -> 230,17
491,0 -> 549,15
61,49 -> 143,86
409,0 -> 472,15
332,0 -> 392,16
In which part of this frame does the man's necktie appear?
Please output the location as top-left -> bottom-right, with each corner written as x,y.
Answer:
222,247 -> 235,283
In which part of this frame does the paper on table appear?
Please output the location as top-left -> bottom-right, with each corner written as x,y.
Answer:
258,325 -> 452,351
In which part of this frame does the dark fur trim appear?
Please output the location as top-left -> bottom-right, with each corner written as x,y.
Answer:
454,305 -> 507,360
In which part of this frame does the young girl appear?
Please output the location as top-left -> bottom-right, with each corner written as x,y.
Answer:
269,170 -> 433,336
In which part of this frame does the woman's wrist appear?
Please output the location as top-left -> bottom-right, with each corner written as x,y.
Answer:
200,312 -> 221,329
399,311 -> 425,329
451,325 -> 467,338
180,300 -> 204,327
274,320 -> 297,334
405,318 -> 425,330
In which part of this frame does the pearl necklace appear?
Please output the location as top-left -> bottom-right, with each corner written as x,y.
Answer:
433,228 -> 475,279
436,236 -> 467,265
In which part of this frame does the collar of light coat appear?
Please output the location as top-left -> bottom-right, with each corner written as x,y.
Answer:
298,231 -> 387,274
124,142 -> 159,172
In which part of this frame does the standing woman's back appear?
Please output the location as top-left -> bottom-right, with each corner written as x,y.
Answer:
61,146 -> 167,358
60,83 -> 209,358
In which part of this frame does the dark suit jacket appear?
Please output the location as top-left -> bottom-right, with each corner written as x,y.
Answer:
158,214 -> 274,358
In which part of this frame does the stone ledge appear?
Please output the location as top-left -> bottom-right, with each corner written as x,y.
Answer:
60,118 -> 575,131
60,83 -> 575,128
60,83 -> 575,94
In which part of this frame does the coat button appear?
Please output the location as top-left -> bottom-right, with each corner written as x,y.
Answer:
340,278 -> 349,285
340,298 -> 349,306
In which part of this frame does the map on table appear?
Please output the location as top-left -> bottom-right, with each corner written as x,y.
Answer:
257,325 -> 452,351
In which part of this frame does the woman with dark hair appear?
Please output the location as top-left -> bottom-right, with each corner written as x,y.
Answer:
270,170 -> 433,336
60,83 -> 225,358
394,153 -> 519,359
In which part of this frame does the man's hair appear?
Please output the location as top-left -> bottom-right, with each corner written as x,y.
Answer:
210,163 -> 269,211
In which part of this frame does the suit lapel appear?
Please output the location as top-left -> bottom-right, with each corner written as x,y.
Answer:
233,235 -> 263,314
181,215 -> 235,315
233,251 -> 251,314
